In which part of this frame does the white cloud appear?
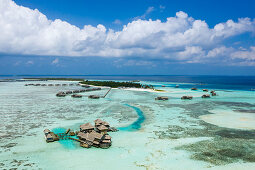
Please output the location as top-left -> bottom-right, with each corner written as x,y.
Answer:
0,0 -> 255,65
51,58 -> 59,64
133,6 -> 155,20
206,46 -> 233,58
231,46 -> 255,61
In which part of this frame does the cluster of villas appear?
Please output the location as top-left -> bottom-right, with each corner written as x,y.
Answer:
77,119 -> 117,149
56,88 -> 101,97
155,88 -> 218,101
44,119 -> 117,149
25,83 -> 79,86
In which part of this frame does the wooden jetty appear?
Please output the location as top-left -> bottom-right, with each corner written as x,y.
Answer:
102,88 -> 111,98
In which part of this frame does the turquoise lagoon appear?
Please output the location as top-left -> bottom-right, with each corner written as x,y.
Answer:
0,80 -> 255,169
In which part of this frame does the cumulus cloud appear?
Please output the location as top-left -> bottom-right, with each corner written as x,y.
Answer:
231,46 -> 255,61
0,0 -> 255,65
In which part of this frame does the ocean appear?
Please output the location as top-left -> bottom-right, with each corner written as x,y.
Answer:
0,75 -> 255,169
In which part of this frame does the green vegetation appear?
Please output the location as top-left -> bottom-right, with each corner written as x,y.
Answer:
80,80 -> 143,88
24,78 -> 84,81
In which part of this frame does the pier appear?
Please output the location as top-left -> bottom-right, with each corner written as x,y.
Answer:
102,88 -> 111,98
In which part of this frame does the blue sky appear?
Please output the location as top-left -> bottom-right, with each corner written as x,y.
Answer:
0,0 -> 255,75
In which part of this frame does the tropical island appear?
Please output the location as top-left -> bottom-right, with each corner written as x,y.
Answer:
79,80 -> 145,88
23,78 -> 84,81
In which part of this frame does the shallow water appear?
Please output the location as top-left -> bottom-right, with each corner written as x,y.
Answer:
1,80 -> 255,169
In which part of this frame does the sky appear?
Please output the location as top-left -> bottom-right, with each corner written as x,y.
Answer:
0,0 -> 255,75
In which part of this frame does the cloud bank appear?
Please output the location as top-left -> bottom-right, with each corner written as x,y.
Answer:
0,0 -> 255,65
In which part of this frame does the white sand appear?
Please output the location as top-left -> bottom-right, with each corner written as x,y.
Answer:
123,87 -> 165,93
200,110 -> 255,130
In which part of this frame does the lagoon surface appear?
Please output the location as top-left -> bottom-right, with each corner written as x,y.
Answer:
1,76 -> 255,169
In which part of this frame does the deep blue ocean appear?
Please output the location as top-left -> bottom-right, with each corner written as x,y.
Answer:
1,75 -> 255,91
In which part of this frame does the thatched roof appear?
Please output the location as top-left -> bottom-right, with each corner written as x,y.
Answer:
46,133 -> 53,139
97,125 -> 108,131
94,119 -> 103,124
202,94 -> 210,98
44,129 -> 51,133
90,131 -> 103,140
102,121 -> 110,127
155,96 -> 168,100
104,135 -> 111,140
85,133 -> 95,142
80,123 -> 94,131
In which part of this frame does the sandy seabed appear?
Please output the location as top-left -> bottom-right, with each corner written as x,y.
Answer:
1,80 -> 255,169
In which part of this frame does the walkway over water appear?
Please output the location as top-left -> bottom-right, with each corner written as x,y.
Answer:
102,88 -> 111,98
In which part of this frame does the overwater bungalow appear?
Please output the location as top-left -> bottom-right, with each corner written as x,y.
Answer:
80,142 -> 91,148
191,87 -> 197,90
91,131 -> 104,147
162,85 -> 165,87
80,123 -> 94,133
155,96 -> 169,100
108,127 -> 118,132
73,90 -> 80,93
97,125 -> 108,134
94,119 -> 110,128
88,95 -> 100,99
175,85 -> 179,88
81,85 -> 90,88
71,94 -> 82,98
181,96 -> 193,100
50,132 -> 59,141
203,89 -> 208,92
46,134 -> 54,143
202,94 -> 210,98
65,91 -> 72,94
95,119 -> 104,126
44,130 -> 59,142
56,92 -> 66,97
100,136 -> 112,149
211,92 -> 217,96
44,129 -> 51,136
